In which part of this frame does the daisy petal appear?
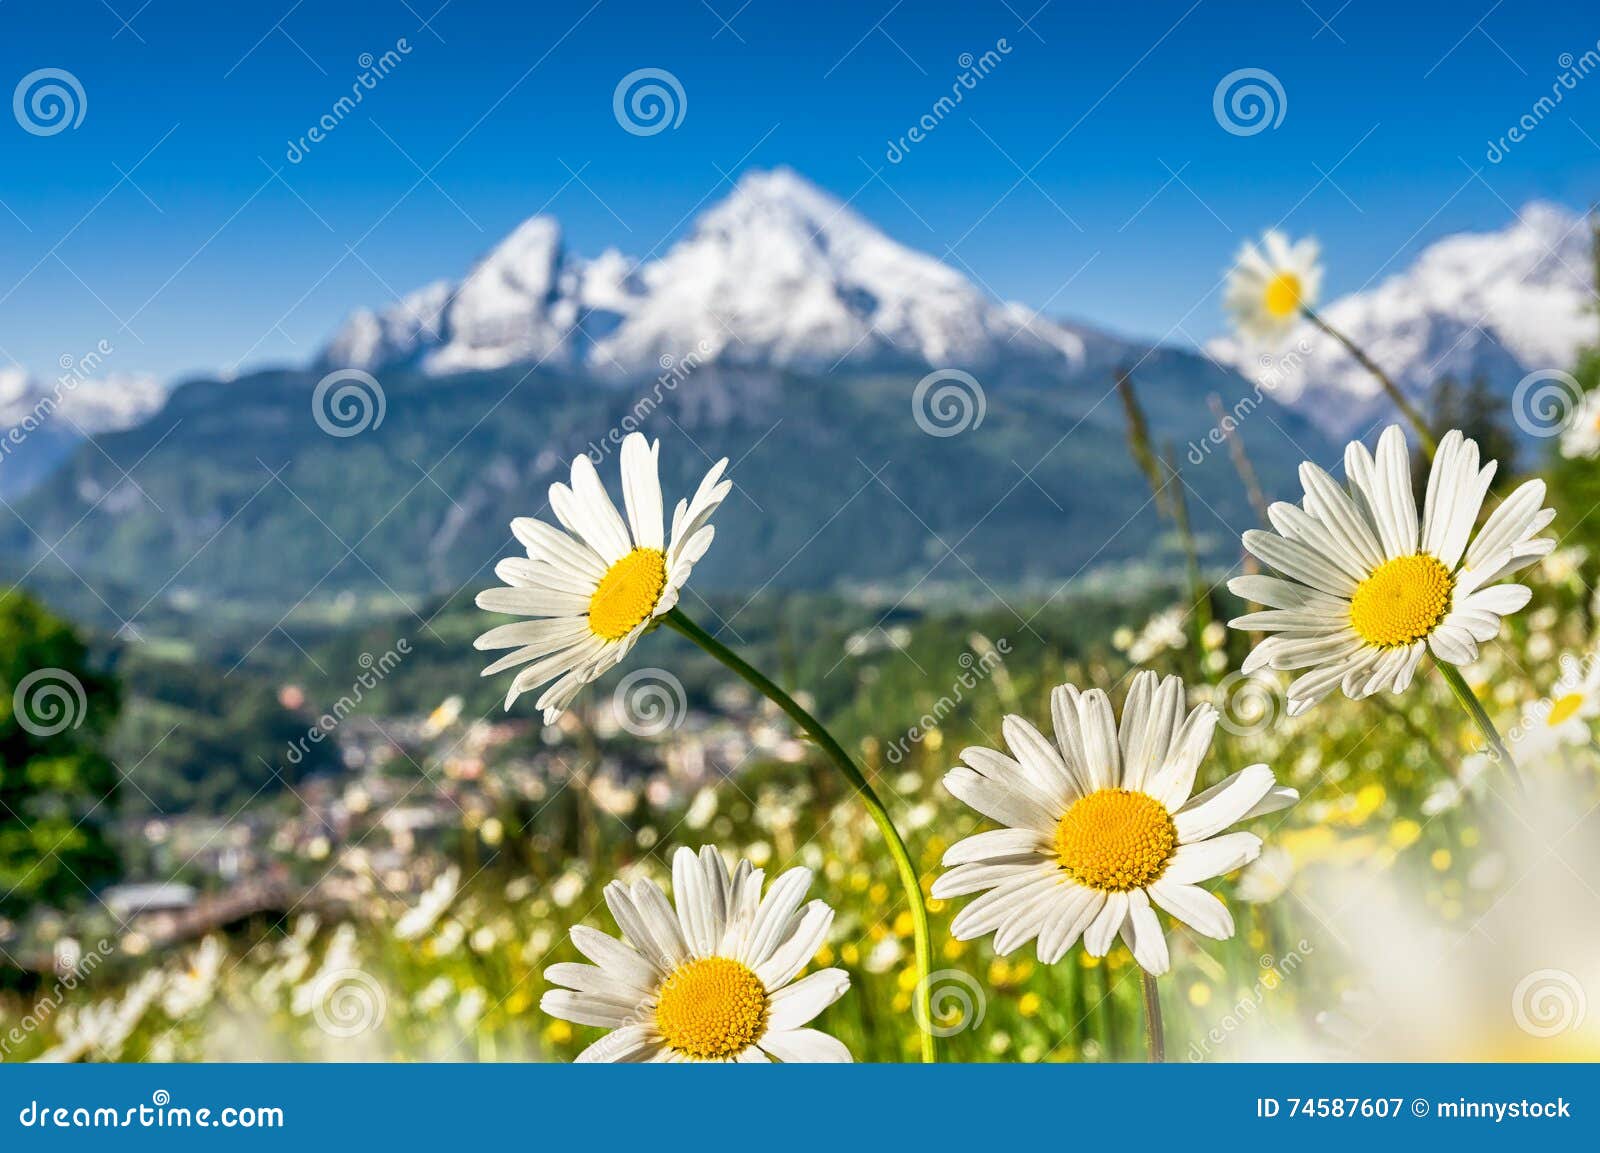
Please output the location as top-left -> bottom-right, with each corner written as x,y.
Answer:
1036,886 -> 1104,965
758,1028 -> 853,1063
1119,888 -> 1170,975
1083,890 -> 1130,957
754,902 -> 835,989
620,433 -> 665,550
539,989 -> 632,1029
766,968 -> 851,1031
1162,832 -> 1262,884
940,827 -> 1047,868
575,1024 -> 660,1063
1148,878 -> 1235,940
1175,764 -> 1276,842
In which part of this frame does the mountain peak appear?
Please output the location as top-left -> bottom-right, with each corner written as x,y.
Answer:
479,214 -> 564,272
1516,198 -> 1578,232
0,365 -> 167,441
319,167 -> 1084,378
728,165 -> 833,203
705,167 -> 848,229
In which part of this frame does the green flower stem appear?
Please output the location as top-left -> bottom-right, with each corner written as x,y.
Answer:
1435,658 -> 1526,793
1141,970 -> 1165,1063
1301,307 -> 1437,460
663,607 -> 938,1063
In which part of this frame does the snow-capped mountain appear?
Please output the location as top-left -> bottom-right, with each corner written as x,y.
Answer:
0,366 -> 168,498
0,366 -> 167,436
1208,202 -> 1596,438
320,168 -> 1086,378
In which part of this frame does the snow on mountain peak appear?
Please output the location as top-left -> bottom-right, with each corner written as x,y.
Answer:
319,167 -> 1083,378
705,166 -> 855,228
0,365 -> 167,435
1207,202 -> 1597,437
321,280 -> 452,373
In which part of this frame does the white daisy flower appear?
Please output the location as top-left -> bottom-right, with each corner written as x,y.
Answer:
932,672 -> 1297,976
1230,426 -> 1555,715
1117,606 -> 1188,663
161,935 -> 225,1019
1559,390 -> 1600,459
1516,651 -> 1600,756
541,846 -> 852,1062
393,865 -> 459,941
475,432 -> 730,722
1224,230 -> 1322,345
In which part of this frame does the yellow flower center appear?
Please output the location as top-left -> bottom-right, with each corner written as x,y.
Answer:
1054,788 -> 1177,892
1348,553 -> 1454,648
1546,692 -> 1585,728
653,956 -> 768,1059
587,547 -> 667,640
1263,272 -> 1303,319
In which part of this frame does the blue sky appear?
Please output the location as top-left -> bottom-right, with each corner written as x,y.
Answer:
2,0 -> 1598,382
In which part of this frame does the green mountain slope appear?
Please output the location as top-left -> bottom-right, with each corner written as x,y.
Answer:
1,348 -> 1336,629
